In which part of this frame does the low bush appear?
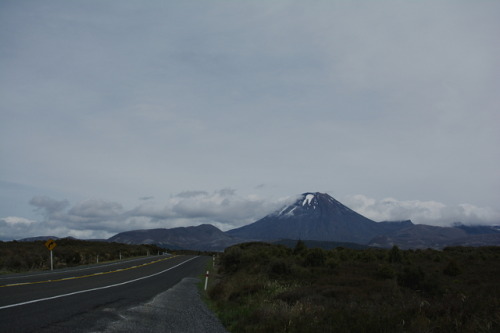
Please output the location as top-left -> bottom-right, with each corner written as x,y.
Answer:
208,242 -> 500,332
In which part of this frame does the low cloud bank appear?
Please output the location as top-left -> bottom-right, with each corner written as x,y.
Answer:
1,191 -> 498,240
1,189 -> 287,240
343,194 -> 500,226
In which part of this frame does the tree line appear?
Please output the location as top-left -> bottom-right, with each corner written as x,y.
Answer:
0,238 -> 164,273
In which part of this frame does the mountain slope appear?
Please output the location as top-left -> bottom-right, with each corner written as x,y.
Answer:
227,192 -> 410,244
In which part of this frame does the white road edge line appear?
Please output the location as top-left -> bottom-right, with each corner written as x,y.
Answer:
0,256 -> 199,310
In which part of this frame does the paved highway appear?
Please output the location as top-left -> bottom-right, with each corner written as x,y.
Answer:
0,255 -> 210,332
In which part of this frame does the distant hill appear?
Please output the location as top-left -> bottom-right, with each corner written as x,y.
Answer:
368,224 -> 468,249
370,223 -> 500,249
454,224 -> 500,235
108,224 -> 244,251
18,236 -> 61,242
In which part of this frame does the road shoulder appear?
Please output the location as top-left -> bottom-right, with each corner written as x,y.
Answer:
97,277 -> 229,333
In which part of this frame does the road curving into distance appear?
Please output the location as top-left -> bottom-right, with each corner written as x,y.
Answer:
0,255 -> 211,332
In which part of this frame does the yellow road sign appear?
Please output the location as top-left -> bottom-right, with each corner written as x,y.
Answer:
44,239 -> 57,251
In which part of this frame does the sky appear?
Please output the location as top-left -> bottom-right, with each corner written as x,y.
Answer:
1,0 -> 499,240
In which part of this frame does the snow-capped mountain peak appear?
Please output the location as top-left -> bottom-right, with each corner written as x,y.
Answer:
275,192 -> 341,217
227,191 -> 383,243
302,193 -> 315,206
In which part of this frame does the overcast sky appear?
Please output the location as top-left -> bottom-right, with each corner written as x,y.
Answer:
1,1 -> 499,240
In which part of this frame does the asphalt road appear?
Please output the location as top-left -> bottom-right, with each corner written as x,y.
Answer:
0,255 -> 216,332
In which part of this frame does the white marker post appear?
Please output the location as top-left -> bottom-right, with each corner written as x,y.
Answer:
50,250 -> 53,271
204,271 -> 209,291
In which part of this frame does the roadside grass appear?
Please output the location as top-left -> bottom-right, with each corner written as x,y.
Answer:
198,255 -> 223,313
206,242 -> 500,332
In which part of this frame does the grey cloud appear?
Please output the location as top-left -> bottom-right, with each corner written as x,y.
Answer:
27,197 -> 125,235
19,191 -> 288,239
0,216 -> 48,241
68,199 -> 123,218
168,189 -> 283,226
174,191 -> 209,198
215,188 -> 237,197
29,196 -> 69,215
127,205 -> 175,220
128,190 -> 280,228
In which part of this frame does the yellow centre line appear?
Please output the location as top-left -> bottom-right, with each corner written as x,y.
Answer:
0,255 -> 178,288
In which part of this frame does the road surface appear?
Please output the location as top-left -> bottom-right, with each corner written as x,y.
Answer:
0,255 -> 224,332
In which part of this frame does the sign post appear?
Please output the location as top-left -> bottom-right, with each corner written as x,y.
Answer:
44,239 -> 57,270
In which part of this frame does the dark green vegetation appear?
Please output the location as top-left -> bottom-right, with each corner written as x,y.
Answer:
0,238 -> 164,273
208,241 -> 500,332
272,239 -> 370,250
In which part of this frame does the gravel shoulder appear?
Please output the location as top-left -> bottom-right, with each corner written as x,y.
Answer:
96,277 -> 228,333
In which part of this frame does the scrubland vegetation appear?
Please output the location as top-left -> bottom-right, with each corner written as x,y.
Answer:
207,241 -> 500,332
0,238 -> 164,273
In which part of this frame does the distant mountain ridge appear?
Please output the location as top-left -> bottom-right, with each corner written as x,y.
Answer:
369,224 -> 500,249
18,236 -> 61,242
108,224 -> 244,251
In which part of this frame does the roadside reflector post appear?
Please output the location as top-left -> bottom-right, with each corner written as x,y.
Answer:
50,250 -> 53,271
97,254 -> 99,264
204,271 -> 209,291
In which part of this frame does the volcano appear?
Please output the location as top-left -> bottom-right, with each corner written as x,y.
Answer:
226,192 -> 412,244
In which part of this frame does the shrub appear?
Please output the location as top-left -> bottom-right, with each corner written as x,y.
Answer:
268,258 -> 292,277
443,260 -> 461,276
293,239 -> 307,255
303,248 -> 326,267
208,243 -> 500,333
325,257 -> 339,270
389,245 -> 403,263
221,246 -> 243,273
398,266 -> 425,290
375,263 -> 396,279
